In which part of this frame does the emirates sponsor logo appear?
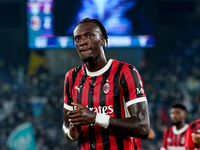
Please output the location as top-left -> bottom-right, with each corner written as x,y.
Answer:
74,105 -> 114,127
74,105 -> 114,115
87,105 -> 114,115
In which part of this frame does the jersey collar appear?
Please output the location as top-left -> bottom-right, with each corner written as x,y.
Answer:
86,59 -> 113,77
172,124 -> 188,135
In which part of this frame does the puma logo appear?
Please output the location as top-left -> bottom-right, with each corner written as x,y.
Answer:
74,85 -> 82,92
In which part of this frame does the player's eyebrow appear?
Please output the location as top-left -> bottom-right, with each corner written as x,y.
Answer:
74,31 -> 95,38
83,32 -> 93,36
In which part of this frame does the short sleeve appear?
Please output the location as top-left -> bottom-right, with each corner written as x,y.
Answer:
120,65 -> 147,107
185,124 -> 196,148
63,71 -> 73,110
161,129 -> 168,149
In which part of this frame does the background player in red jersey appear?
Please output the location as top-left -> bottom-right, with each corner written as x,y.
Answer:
160,103 -> 188,150
62,18 -> 151,150
185,119 -> 200,150
185,95 -> 200,150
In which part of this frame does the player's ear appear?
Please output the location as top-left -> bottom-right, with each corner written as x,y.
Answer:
184,112 -> 187,118
101,36 -> 105,46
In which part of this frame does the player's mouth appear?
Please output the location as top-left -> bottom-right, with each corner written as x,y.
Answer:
80,49 -> 92,56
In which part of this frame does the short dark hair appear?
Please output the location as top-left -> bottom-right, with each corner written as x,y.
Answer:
73,18 -> 108,47
171,103 -> 187,112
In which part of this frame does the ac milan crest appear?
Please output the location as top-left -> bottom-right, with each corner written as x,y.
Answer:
103,83 -> 110,94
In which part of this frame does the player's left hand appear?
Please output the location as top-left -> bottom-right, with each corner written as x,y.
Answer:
68,102 -> 96,126
191,133 -> 200,144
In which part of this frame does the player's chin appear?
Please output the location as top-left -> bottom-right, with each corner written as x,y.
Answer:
171,121 -> 179,125
81,56 -> 94,63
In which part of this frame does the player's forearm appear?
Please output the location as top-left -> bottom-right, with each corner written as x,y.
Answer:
67,102 -> 150,138
108,116 -> 150,139
106,101 -> 150,139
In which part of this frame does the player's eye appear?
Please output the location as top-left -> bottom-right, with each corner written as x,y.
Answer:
87,34 -> 93,38
74,37 -> 80,42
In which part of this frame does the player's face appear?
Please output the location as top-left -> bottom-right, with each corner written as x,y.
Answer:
170,108 -> 186,125
73,22 -> 105,63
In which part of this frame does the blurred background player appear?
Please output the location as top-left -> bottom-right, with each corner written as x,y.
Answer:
185,95 -> 200,150
160,103 -> 188,150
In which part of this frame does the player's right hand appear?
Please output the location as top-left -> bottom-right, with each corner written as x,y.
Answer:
68,102 -> 96,126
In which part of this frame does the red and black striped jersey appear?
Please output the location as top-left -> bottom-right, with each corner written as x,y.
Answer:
160,124 -> 188,150
185,118 -> 200,149
63,59 -> 147,150
133,138 -> 141,150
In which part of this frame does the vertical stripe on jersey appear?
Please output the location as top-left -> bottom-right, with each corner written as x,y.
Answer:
81,73 -> 90,107
93,75 -> 104,150
78,71 -> 91,150
113,62 -> 124,118
162,129 -> 167,148
113,62 -> 124,150
129,65 -> 146,98
71,66 -> 82,103
77,73 -> 87,104
120,74 -> 130,103
177,133 -> 183,146
106,61 -> 118,117
165,129 -> 170,147
78,126 -> 91,150
129,66 -> 143,98
170,129 -> 174,146
176,134 -> 180,146
64,68 -> 75,104
65,76 -> 71,104
172,134 -> 176,146
99,62 -> 115,150
78,132 -> 86,150
88,77 -> 97,150
122,66 -> 137,103
167,128 -> 173,146
100,66 -> 112,150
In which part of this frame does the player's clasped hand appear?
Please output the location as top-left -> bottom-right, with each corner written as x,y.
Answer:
68,102 -> 96,126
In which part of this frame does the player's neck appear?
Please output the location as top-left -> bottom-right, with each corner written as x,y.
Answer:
86,54 -> 108,72
175,122 -> 185,130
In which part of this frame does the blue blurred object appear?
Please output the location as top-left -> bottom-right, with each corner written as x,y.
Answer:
7,122 -> 36,150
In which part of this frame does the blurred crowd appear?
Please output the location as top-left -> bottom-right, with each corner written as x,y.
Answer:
0,59 -> 77,149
